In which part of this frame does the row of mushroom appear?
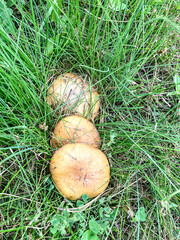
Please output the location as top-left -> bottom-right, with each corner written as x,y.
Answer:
47,73 -> 110,200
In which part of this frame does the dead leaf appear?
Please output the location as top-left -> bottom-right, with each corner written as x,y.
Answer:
39,123 -> 48,131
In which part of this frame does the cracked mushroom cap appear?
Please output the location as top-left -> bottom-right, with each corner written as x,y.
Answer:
50,115 -> 101,148
46,73 -> 100,119
50,143 -> 110,200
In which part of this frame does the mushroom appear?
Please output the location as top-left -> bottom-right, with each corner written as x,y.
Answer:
50,115 -> 101,148
50,143 -> 110,200
46,73 -> 100,119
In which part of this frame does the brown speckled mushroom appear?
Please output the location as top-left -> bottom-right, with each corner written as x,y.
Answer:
50,143 -> 110,200
50,115 -> 101,148
46,73 -> 100,119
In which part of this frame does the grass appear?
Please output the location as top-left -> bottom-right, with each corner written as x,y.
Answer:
0,0 -> 180,239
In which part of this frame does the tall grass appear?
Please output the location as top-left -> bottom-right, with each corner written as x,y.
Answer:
0,0 -> 179,239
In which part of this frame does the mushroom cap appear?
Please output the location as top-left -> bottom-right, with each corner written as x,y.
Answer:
46,73 -> 100,119
50,143 -> 110,200
50,115 -> 101,148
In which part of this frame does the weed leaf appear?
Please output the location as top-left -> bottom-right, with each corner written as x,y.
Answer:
110,0 -> 126,11
89,219 -> 100,234
133,207 -> 147,222
81,230 -> 99,240
82,194 -> 89,202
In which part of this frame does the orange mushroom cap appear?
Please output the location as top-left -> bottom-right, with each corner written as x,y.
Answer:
50,143 -> 110,200
46,73 -> 100,119
50,115 -> 101,148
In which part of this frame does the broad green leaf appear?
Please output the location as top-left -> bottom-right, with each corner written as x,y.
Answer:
7,0 -> 25,7
50,216 -> 61,226
50,226 -> 58,234
76,200 -> 84,207
82,194 -> 89,202
90,234 -> 99,240
109,0 -> 126,11
89,219 -> 100,234
72,212 -> 84,222
48,183 -> 54,191
99,197 -> 105,204
0,0 -> 16,33
59,225 -> 66,235
81,230 -> 91,240
81,230 -> 99,240
63,209 -> 70,218
100,221 -> 109,232
133,207 -> 147,222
